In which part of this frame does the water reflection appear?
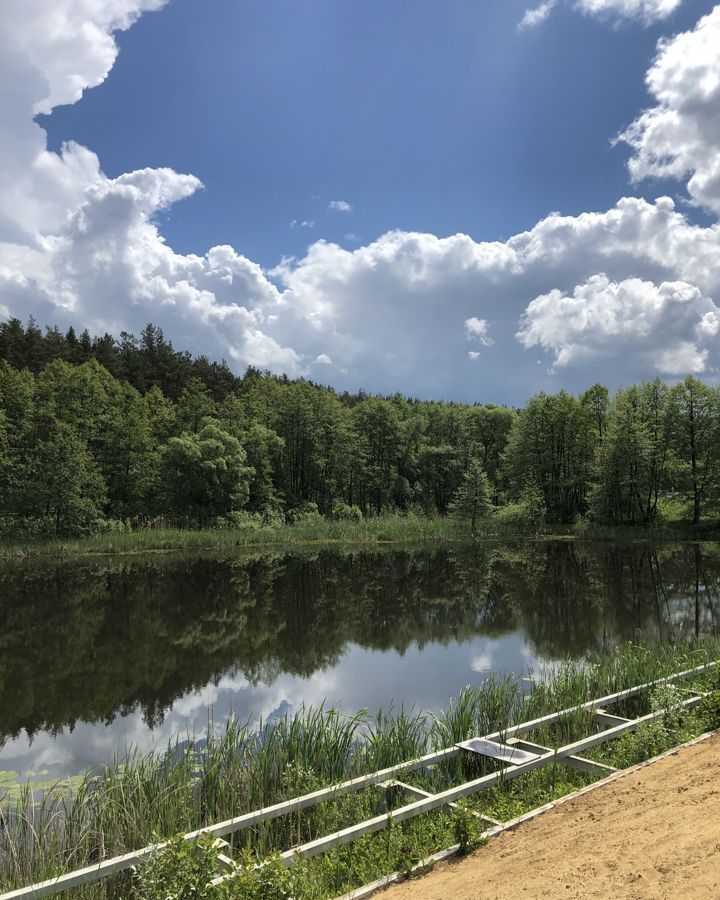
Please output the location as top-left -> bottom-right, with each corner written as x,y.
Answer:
1,541 -> 718,777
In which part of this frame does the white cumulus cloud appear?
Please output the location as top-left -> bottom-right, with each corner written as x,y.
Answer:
619,6 -> 720,215
328,200 -> 353,213
517,274 -> 720,376
519,1 -> 559,29
465,317 -> 493,346
1,1 -> 720,404
0,0 -> 303,375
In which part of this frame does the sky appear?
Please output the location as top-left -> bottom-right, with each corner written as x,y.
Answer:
1,0 -> 720,404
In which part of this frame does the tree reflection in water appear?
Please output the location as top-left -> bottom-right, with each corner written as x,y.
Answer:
0,541 -> 718,742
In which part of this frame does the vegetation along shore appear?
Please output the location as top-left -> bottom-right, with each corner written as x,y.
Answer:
1,641 -> 719,899
2,318 -> 720,551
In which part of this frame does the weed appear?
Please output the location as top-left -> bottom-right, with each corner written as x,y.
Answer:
1,642 -> 717,899
451,801 -> 483,854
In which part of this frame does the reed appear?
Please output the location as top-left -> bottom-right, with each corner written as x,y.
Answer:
1,640 -> 717,898
0,515 -> 462,559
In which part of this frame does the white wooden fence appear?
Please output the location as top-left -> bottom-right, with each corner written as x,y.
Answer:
1,660 -> 715,900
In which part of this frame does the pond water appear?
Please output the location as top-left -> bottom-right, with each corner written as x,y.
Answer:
1,540 -> 718,785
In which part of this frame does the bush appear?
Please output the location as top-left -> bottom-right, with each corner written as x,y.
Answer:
655,494 -> 689,524
214,511 -> 263,530
493,500 -> 542,533
134,839 -> 298,900
260,505 -> 286,527
286,502 -> 324,525
93,518 -> 128,534
452,801 -> 483,854
699,690 -> 720,731
218,851 -> 298,899
330,502 -> 363,522
698,665 -> 720,730
134,835 -> 219,900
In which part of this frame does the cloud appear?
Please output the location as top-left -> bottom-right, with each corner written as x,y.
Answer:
517,274 -> 719,376
574,0 -> 684,23
465,317 -> 493,346
519,1 -> 559,29
2,1 -> 720,404
470,651 -> 494,673
619,6 -> 720,215
0,0 -> 303,375
520,0 -> 684,28
271,194 -> 720,396
4,0 -> 170,114
328,200 -> 353,213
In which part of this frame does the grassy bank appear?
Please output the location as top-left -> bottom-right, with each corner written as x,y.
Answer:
2,514 -> 719,559
1,641 -> 719,899
0,516 -> 462,559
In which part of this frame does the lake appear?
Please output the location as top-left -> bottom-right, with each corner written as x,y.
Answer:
1,540 -> 718,785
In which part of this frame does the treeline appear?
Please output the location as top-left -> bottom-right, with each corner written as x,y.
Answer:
0,318 -> 718,535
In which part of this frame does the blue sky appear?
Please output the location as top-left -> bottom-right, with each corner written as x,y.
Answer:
2,0 -> 720,403
42,0 -> 714,263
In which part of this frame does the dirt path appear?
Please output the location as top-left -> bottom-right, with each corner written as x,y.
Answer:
383,733 -> 720,900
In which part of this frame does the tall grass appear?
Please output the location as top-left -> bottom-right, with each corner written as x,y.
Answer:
1,641 -> 717,898
0,515 -> 463,559
4,512 -> 718,560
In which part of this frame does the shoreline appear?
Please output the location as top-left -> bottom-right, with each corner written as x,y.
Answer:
1,515 -> 718,560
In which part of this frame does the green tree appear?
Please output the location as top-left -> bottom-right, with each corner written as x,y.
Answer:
100,384 -> 156,518
242,424 -> 285,516
417,444 -> 463,514
449,461 -> 491,530
145,385 -> 177,444
23,423 -> 107,534
462,404 -> 515,487
503,391 -> 594,523
176,378 -> 216,434
0,412 -> 10,511
589,381 -> 671,525
159,423 -> 253,523
351,398 -> 403,513
668,376 -> 719,525
0,364 -> 35,524
580,384 -> 610,444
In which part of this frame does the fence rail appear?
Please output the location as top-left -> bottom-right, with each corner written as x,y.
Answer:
1,659 -> 716,900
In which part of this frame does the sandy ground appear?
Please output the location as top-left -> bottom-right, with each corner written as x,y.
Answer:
383,733 -> 720,900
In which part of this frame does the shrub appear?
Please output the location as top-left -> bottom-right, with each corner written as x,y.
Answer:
135,840 -> 298,900
214,511 -> 263,530
331,502 -> 363,522
492,500 -> 542,533
134,834 -> 219,900
286,502 -> 324,525
698,667 -> 720,730
218,851 -> 298,900
452,801 -> 483,854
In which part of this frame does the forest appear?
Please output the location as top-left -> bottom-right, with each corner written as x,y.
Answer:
0,316 -> 719,536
